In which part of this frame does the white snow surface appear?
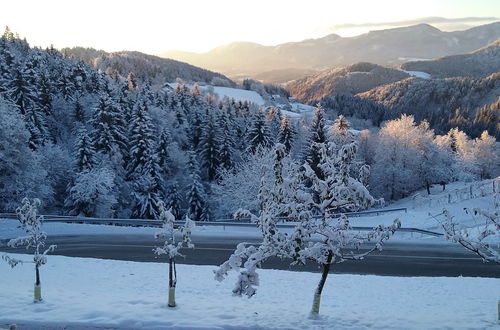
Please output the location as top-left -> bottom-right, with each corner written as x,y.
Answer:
0,254 -> 498,330
401,70 -> 431,79
167,83 -> 265,106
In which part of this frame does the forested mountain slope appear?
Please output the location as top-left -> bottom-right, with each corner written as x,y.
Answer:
358,73 -> 500,138
286,62 -> 409,103
62,47 -> 234,86
401,39 -> 500,78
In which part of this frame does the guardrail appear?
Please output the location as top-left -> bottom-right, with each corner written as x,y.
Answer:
0,211 -> 442,237
0,207 -> 407,224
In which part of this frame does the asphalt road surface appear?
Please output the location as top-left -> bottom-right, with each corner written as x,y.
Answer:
1,234 -> 498,277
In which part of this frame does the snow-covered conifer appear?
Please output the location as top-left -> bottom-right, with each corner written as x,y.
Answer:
73,128 -> 95,172
199,117 -> 221,181
304,105 -> 327,178
165,184 -> 182,220
246,109 -> 272,153
186,152 -> 207,221
277,115 -> 296,153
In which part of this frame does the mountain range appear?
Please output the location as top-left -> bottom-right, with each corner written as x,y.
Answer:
160,22 -> 500,83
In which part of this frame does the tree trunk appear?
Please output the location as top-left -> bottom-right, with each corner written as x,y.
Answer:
34,264 -> 42,302
311,251 -> 333,314
426,183 -> 431,195
168,257 -> 176,307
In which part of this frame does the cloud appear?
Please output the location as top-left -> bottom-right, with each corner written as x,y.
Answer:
327,16 -> 499,34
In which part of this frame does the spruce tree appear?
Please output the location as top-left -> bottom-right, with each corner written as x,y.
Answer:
157,128 -> 172,175
277,115 -> 296,153
199,117 -> 220,181
246,109 -> 272,153
74,128 -> 95,172
127,99 -> 157,179
217,112 -> 235,171
186,152 -> 207,221
165,183 -> 182,220
91,92 -> 128,155
304,105 -> 327,178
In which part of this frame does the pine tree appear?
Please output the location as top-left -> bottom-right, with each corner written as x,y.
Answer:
186,152 -> 207,221
165,184 -> 182,220
277,115 -> 296,153
157,128 -> 172,175
74,98 -> 85,122
217,112 -> 235,171
37,70 -> 53,116
91,92 -> 128,155
127,99 -> 157,178
246,109 -> 272,153
73,128 -> 95,172
7,61 -> 38,115
304,105 -> 327,178
199,117 -> 220,181
330,115 -> 352,147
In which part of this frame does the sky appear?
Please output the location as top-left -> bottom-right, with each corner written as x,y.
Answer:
1,0 -> 499,55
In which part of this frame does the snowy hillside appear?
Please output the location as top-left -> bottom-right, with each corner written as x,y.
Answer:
349,178 -> 499,235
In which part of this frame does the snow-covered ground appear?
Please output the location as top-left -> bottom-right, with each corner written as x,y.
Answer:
0,254 -> 498,330
401,70 -> 432,79
350,179 -> 498,235
166,83 -> 265,106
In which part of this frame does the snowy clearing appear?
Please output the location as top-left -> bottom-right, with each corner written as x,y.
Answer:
401,70 -> 432,79
0,254 -> 498,330
166,83 -> 265,106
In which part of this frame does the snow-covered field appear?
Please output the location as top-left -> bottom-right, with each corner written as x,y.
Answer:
1,254 -> 498,330
401,70 -> 431,79
167,83 -> 265,106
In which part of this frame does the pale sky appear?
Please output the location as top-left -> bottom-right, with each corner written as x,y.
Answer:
1,0 -> 499,54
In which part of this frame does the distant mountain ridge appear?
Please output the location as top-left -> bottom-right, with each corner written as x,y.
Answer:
160,22 -> 500,82
401,38 -> 500,78
62,47 -> 234,86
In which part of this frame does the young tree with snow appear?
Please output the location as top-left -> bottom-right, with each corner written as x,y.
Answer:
2,198 -> 56,302
153,202 -> 195,307
215,143 -> 400,315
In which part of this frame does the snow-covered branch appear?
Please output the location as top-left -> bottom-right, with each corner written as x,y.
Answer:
438,208 -> 499,264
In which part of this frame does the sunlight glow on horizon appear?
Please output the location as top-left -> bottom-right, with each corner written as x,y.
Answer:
1,0 -> 499,55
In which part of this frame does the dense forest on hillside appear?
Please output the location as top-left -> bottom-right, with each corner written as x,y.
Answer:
0,29 -> 498,219
62,47 -> 234,87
